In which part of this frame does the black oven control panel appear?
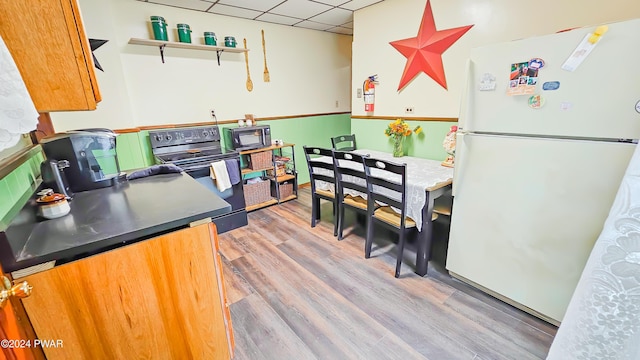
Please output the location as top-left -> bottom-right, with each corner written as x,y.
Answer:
149,126 -> 220,148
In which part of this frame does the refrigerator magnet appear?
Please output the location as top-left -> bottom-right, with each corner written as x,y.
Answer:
542,81 -> 560,91
560,102 -> 573,111
479,73 -> 496,91
528,95 -> 545,109
636,100 -> 640,113
529,58 -> 545,70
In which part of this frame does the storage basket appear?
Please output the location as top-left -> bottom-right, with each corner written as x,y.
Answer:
247,151 -> 272,170
266,163 -> 286,177
244,179 -> 271,206
279,182 -> 294,199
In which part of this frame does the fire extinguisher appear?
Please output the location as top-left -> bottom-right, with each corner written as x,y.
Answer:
363,75 -> 377,112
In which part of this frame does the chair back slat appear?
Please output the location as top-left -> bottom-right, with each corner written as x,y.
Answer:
363,157 -> 407,218
304,146 -> 336,194
331,134 -> 357,151
332,151 -> 367,195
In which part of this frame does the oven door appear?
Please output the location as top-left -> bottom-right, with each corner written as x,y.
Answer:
186,158 -> 246,212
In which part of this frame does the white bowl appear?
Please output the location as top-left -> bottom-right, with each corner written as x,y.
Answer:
38,200 -> 71,219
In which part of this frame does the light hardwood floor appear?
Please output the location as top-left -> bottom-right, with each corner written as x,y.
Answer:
218,188 -> 557,360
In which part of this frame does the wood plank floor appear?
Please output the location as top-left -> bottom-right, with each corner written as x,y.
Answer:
218,188 -> 557,360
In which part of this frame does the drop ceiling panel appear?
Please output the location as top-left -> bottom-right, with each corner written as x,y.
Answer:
256,13 -> 301,26
136,0 -> 387,35
295,20 -> 335,31
270,0 -> 333,19
308,7 -> 351,25
217,0 -> 283,12
311,0 -> 349,7
339,0 -> 383,11
148,0 -> 213,11
207,4 -> 262,19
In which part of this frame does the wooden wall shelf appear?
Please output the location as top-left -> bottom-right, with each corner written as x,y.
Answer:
128,38 -> 249,65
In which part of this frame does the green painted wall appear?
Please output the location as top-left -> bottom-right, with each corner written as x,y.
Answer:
0,151 -> 44,222
113,113 -> 352,185
351,119 -> 457,161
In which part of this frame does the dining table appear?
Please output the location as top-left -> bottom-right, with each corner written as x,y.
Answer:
313,149 -> 454,276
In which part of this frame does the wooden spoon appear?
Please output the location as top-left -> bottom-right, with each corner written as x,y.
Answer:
243,38 -> 253,92
261,30 -> 270,82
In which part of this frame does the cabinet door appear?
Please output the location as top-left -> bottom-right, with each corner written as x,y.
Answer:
0,271 -> 44,360
0,0 -> 101,112
17,223 -> 231,359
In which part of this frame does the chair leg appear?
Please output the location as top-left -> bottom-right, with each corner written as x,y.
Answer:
311,196 -> 319,228
395,229 -> 406,278
337,204 -> 345,240
332,201 -> 338,236
314,198 -> 321,220
365,217 -> 374,258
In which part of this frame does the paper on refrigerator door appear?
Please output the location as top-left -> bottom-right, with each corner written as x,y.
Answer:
561,34 -> 600,72
0,35 -> 39,151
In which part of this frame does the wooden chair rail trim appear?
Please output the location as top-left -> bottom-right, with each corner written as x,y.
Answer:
351,115 -> 458,122
112,112 -> 351,134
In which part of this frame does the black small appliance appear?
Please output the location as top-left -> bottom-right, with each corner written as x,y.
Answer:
223,125 -> 271,151
40,129 -> 126,193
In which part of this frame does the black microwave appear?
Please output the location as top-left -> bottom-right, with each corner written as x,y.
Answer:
223,125 -> 272,151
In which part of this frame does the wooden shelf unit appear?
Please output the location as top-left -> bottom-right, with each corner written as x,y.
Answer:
239,144 -> 298,211
128,38 -> 249,65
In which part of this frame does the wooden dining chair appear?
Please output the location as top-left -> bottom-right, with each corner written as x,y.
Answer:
332,150 -> 372,240
363,157 -> 438,278
331,134 -> 357,151
303,146 -> 338,236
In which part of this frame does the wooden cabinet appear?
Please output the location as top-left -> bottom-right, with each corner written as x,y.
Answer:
0,0 -> 101,112
240,143 -> 298,212
15,222 -> 234,360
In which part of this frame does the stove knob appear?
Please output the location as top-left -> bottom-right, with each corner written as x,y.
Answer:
155,134 -> 163,142
166,134 -> 172,141
203,130 -> 209,137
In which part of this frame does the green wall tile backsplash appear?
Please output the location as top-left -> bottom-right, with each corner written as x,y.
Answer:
0,151 -> 43,222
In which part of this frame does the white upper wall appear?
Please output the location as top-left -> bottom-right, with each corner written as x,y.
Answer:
52,0 -> 352,131
352,0 -> 640,118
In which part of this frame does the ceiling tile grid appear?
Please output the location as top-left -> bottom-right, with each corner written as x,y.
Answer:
142,0 -> 388,35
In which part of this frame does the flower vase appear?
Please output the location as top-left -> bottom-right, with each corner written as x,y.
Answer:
393,136 -> 404,157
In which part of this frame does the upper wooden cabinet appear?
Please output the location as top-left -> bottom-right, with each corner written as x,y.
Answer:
0,0 -> 101,112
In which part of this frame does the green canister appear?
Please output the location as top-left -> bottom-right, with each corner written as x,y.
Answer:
224,36 -> 236,48
177,23 -> 192,43
204,32 -> 217,46
150,16 -> 168,41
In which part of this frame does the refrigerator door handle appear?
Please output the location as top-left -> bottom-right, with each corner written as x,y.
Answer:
457,59 -> 474,132
452,132 -> 468,197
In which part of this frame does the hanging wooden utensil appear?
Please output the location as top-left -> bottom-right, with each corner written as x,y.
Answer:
261,30 -> 270,82
243,38 -> 253,92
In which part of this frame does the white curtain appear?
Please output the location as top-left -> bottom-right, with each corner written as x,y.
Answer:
0,35 -> 38,151
547,143 -> 640,360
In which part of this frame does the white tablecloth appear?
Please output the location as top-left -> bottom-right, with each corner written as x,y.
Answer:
312,149 -> 453,231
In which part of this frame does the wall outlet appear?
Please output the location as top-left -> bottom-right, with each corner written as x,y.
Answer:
357,88 -> 362,98
210,109 -> 216,118
405,107 -> 414,114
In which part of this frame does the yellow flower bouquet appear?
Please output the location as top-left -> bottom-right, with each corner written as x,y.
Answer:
384,119 -> 422,157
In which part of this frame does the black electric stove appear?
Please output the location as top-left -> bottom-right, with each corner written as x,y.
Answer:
149,125 -> 247,233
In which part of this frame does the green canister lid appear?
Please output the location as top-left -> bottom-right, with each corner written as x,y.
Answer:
177,23 -> 191,30
150,15 -> 166,23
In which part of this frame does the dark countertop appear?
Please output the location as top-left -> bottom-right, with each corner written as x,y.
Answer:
0,173 -> 231,273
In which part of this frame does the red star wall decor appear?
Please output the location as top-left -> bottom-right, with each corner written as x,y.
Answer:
390,1 -> 473,91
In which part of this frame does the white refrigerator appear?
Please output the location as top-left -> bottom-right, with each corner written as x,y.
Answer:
446,18 -> 640,325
